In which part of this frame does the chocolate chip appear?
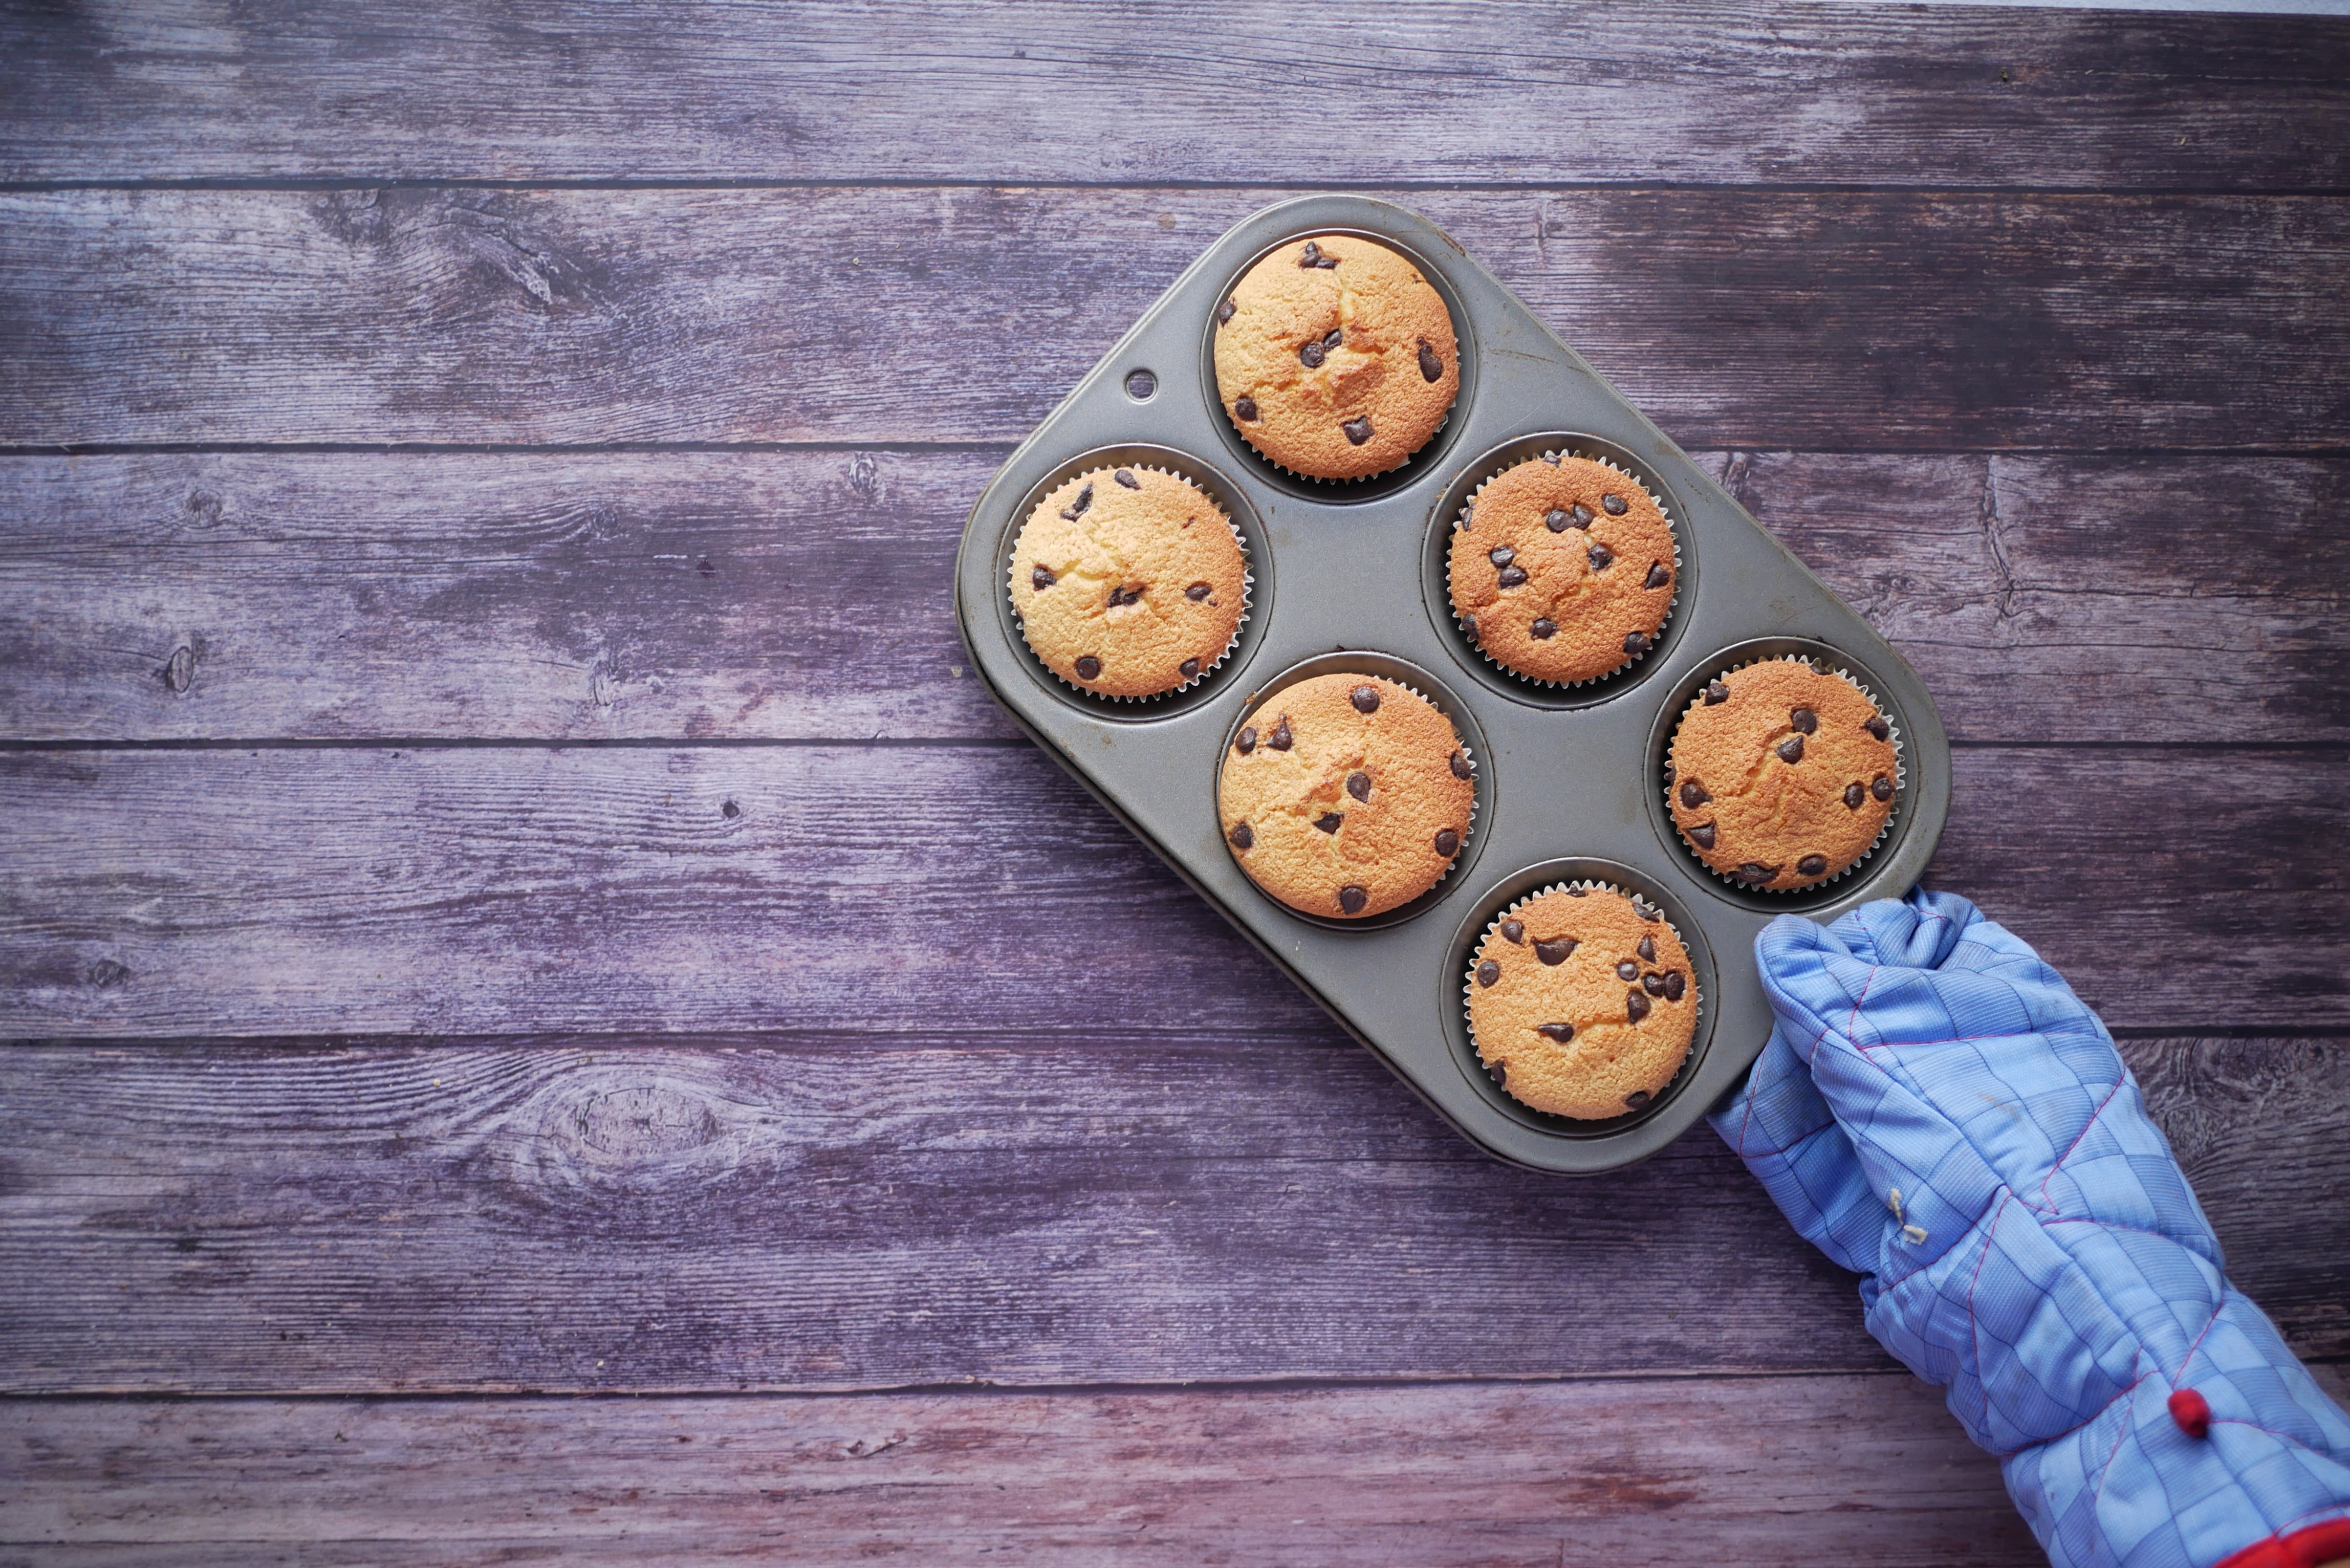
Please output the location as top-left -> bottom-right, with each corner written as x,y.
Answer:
1617,960 -> 1640,982
1626,1090 -> 1651,1109
1797,854 -> 1829,878
1643,971 -> 1667,995
1638,935 -> 1656,962
1350,685 -> 1380,714
1680,779 -> 1710,809
1186,581 -> 1212,600
1476,959 -> 1500,987
1298,241 -> 1338,269
1545,509 -> 1572,533
1587,543 -> 1613,571
1499,920 -> 1525,944
1488,546 -> 1516,569
1434,827 -> 1460,857
1235,727 -> 1257,754
1536,1022 -> 1575,1043
1627,990 -> 1651,1022
1107,583 -> 1144,608
1572,504 -> 1593,526
1690,823 -> 1716,850
1790,707 -> 1818,734
1602,493 -> 1628,515
1314,811 -> 1344,834
1032,565 -> 1056,590
1339,884 -> 1369,914
1777,735 -> 1805,763
1418,338 -> 1443,382
1462,614 -> 1479,641
1450,750 -> 1472,779
1299,337 -> 1328,368
1636,901 -> 1659,922
1497,564 -> 1528,588
1845,782 -> 1865,809
1704,680 -> 1730,705
1489,1056 -> 1508,1083
1228,822 -> 1253,851
1530,618 -> 1556,640
1075,656 -> 1101,681
1347,770 -> 1372,801
1342,415 -> 1374,446
1865,714 -> 1890,741
1734,862 -> 1780,884
1268,717 -> 1293,750
1181,658 -> 1201,678
1234,396 -> 1259,422
1663,970 -> 1685,1001
1215,299 -> 1235,325
1536,937 -> 1577,965
1566,886 -> 1586,897
1059,482 -> 1094,520
1623,631 -> 1649,656
1115,469 -> 1141,489
1873,774 -> 1894,801
1644,561 -> 1671,590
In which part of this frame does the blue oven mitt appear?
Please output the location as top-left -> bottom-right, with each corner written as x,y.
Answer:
1710,890 -> 2350,1568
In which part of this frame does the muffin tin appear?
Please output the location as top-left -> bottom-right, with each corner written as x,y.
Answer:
954,196 -> 1949,1173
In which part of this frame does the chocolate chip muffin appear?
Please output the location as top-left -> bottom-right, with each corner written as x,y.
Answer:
1466,884 -> 1698,1120
1218,673 -> 1473,919
1448,454 -> 1677,684
1010,466 -> 1248,699
1212,234 -> 1460,482
1668,659 -> 1899,891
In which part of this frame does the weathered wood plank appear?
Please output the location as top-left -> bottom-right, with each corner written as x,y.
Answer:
4,1 -> 2346,191
0,1033 -> 2336,1394
3,451 -> 2344,746
0,1374 -> 2062,1565
1,745 -> 2341,1038
4,188 -> 2346,450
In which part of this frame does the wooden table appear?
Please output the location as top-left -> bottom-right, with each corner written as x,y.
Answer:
3,4 -> 2346,1562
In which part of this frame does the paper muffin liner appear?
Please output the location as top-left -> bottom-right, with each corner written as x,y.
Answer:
1445,447 -> 1682,689
1663,654 -> 1907,896
1462,879 -> 1705,1120
1220,675 -> 1478,922
1007,463 -> 1253,703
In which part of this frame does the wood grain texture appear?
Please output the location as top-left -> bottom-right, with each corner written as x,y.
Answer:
4,1 -> 2346,191
5,188 -> 2347,450
0,1033 -> 2337,1396
0,744 -> 2343,1040
0,1374 -> 2061,1566
4,450 -> 2345,746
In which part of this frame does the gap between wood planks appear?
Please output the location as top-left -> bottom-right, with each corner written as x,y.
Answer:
0,1033 -> 2338,1392
5,188 -> 2345,450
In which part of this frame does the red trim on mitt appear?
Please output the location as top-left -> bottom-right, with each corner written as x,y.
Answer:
2212,1517 -> 2350,1568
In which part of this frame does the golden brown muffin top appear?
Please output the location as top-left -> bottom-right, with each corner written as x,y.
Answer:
1218,673 -> 1472,920
1467,885 -> 1698,1120
1212,234 -> 1459,482
1668,660 -> 1898,891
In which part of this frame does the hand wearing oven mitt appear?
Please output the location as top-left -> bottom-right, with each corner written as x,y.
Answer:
1712,890 -> 2350,1568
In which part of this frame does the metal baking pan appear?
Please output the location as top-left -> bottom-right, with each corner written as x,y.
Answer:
954,195 -> 1948,1173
